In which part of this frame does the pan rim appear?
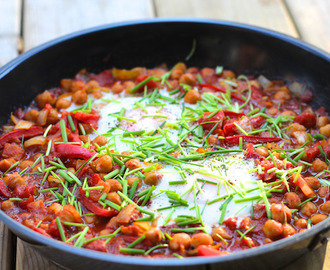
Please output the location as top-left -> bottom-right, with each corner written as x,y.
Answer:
0,17 -> 330,266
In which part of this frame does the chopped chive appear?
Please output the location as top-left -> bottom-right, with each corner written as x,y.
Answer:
129,178 -> 139,199
60,120 -> 68,142
141,186 -> 155,206
298,196 -> 316,207
104,169 -> 119,180
119,248 -> 145,254
43,124 -> 52,137
170,227 -> 205,233
67,115 -> 76,132
56,217 -> 66,242
74,226 -> 89,247
127,235 -> 146,248
219,196 -> 233,224
144,244 -> 168,255
123,130 -> 145,137
130,76 -> 155,94
4,161 -> 19,174
79,123 -> 86,135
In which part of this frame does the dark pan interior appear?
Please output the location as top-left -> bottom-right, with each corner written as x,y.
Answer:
0,20 -> 329,124
0,19 -> 330,270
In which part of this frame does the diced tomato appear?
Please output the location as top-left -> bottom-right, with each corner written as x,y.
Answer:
47,219 -> 62,238
33,227 -> 51,238
245,143 -> 254,159
19,195 -> 34,209
223,217 -> 237,230
85,239 -> 107,252
2,143 -> 24,160
0,181 -> 11,198
250,116 -> 265,129
13,185 -> 37,198
223,122 -> 237,136
90,69 -> 113,87
294,111 -> 316,129
197,245 -> 229,257
136,74 -> 158,90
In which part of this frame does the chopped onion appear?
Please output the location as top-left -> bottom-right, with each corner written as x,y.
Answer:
288,81 -> 308,98
10,113 -> 19,125
37,110 -> 49,126
14,120 -> 34,130
257,75 -> 272,89
23,136 -> 46,148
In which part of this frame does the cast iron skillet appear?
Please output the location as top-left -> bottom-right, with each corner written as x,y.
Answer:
0,19 -> 330,270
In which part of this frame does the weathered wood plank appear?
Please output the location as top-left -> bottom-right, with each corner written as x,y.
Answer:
0,0 -> 21,35
0,0 -> 21,66
285,0 -> 330,52
23,0 -> 155,51
0,221 -> 14,270
16,239 -> 60,270
154,0 -> 298,37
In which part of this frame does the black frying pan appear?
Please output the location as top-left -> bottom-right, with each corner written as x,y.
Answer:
0,18 -> 330,270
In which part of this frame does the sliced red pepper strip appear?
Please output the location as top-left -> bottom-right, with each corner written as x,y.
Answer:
197,245 -> 229,257
0,126 -> 43,148
54,144 -> 96,160
223,135 -> 281,146
223,110 -> 245,118
0,181 -> 11,198
73,110 -> 100,129
197,84 -> 245,102
79,188 -> 117,217
291,174 -> 315,198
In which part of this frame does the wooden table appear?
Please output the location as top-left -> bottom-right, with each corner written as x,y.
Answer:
0,0 -> 330,269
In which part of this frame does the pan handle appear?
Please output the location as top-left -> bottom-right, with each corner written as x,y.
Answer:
308,229 -> 330,251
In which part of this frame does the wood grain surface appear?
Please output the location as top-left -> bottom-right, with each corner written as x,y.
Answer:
0,0 -> 330,269
154,0 -> 298,37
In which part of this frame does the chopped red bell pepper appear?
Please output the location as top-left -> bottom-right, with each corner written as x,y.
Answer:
0,181 -> 11,198
306,141 -> 322,162
197,245 -> 229,257
79,188 -> 117,217
197,84 -> 245,102
294,111 -> 316,129
55,144 -> 96,160
0,126 -> 43,148
223,135 -> 281,146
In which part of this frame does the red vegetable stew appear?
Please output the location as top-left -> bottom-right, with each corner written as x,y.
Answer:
1,63 -> 330,258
